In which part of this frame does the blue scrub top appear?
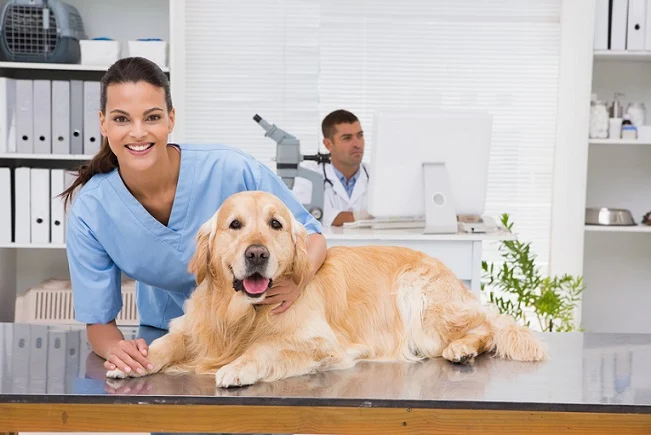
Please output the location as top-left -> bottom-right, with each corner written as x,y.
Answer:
66,143 -> 322,329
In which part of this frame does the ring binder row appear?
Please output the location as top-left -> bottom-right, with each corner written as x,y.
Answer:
0,78 -> 101,156
0,167 -> 78,245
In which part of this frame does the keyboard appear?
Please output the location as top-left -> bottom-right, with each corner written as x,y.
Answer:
343,217 -> 426,230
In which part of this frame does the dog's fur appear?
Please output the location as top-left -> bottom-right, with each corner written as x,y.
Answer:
106,191 -> 546,387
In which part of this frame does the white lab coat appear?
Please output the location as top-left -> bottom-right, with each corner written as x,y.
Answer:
292,160 -> 370,227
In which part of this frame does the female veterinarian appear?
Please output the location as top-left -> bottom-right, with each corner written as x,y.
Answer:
61,56 -> 326,377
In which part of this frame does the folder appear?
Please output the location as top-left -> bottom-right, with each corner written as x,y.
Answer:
11,324 -> 30,393
30,168 -> 50,244
0,77 -> 17,153
50,169 -> 65,244
83,81 -> 101,155
29,325 -> 48,393
14,167 -> 30,244
0,168 -> 10,244
51,80 -> 70,155
645,0 -> 651,49
70,80 -> 83,155
627,0 -> 646,50
594,0 -> 610,50
33,80 -> 52,154
15,79 -> 33,153
46,327 -> 68,394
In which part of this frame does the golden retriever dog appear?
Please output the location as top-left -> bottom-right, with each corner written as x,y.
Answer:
106,191 -> 546,387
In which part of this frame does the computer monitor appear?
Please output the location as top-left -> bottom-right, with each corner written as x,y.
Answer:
366,111 -> 493,234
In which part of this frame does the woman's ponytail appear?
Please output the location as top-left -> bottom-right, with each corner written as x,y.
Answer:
59,137 -> 118,208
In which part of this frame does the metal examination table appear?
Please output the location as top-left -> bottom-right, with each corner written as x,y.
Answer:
1,322 -> 650,434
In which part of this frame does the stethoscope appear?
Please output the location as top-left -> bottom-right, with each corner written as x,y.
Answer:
322,161 -> 369,193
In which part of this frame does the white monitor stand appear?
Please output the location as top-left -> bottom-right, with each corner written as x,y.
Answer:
422,162 -> 458,234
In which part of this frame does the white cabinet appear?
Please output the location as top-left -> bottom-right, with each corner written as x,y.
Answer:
0,0 -> 173,322
582,53 -> 651,333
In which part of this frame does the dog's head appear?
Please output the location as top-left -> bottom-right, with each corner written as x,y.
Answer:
188,191 -> 313,301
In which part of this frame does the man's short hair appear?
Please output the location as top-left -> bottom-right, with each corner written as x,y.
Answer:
322,109 -> 359,140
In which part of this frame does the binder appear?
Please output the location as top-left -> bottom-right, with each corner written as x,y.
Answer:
70,80 -> 84,155
46,327 -> 68,394
14,167 -> 31,244
594,0 -> 610,50
50,169 -> 65,244
0,168 -> 10,243
15,79 -> 33,153
52,80 -> 71,155
29,325 -> 48,393
11,324 -> 30,393
627,0 -> 646,50
33,80 -> 52,154
30,168 -> 50,244
645,0 -> 651,49
0,77 -> 17,153
83,81 -> 101,155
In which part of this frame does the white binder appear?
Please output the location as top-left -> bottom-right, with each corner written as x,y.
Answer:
15,79 -> 34,153
51,80 -> 71,155
0,168 -> 11,244
30,168 -> 50,244
645,0 -> 651,49
594,0 -> 610,50
611,0 -> 629,50
29,325 -> 48,393
32,80 -> 52,154
0,77 -> 17,153
14,167 -> 31,244
46,327 -> 68,394
50,169 -> 66,244
627,0 -> 646,50
83,81 -> 101,155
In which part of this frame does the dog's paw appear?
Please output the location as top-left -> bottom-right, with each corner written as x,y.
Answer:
106,368 -> 130,379
215,362 -> 260,388
442,341 -> 478,364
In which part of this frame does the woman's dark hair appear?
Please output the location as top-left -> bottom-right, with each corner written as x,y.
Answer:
60,56 -> 173,207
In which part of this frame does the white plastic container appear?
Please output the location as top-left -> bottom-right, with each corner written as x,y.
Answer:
80,39 -> 121,65
127,39 -> 168,68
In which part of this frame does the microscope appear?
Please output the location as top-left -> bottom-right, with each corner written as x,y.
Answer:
253,114 -> 329,221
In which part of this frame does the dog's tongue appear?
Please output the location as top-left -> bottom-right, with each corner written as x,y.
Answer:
243,275 -> 270,294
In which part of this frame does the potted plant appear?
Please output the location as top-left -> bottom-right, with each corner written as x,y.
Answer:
481,214 -> 585,332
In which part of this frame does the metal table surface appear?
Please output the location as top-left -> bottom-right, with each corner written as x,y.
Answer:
1,322 -> 651,434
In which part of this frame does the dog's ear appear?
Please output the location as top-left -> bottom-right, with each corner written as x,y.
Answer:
290,218 -> 313,290
189,217 -> 216,285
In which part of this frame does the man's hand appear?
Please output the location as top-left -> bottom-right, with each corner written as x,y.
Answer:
257,279 -> 300,314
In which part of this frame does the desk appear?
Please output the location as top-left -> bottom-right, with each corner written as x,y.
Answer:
1,323 -> 651,434
321,226 -> 515,294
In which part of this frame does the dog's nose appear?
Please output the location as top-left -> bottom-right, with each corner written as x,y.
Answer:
245,244 -> 269,266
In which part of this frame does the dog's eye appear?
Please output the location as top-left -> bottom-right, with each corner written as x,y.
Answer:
270,219 -> 283,230
229,219 -> 242,230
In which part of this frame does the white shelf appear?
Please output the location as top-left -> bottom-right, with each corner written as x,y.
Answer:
585,225 -> 651,233
0,153 -> 90,161
0,243 -> 66,249
589,139 -> 651,146
0,61 -> 169,73
594,51 -> 651,61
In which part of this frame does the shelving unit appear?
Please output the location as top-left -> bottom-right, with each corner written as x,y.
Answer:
580,49 -> 651,334
0,0 -> 173,323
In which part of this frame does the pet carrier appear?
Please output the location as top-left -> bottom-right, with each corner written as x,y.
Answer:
0,0 -> 87,63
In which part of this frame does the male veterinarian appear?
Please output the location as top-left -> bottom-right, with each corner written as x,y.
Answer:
294,109 -> 372,227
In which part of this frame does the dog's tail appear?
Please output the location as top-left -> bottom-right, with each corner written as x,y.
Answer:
488,311 -> 547,361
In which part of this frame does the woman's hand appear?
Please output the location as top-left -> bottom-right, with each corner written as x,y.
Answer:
257,232 -> 327,314
103,338 -> 153,375
259,279 -> 301,314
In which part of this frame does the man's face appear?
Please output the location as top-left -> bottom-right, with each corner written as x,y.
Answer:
324,121 -> 365,167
